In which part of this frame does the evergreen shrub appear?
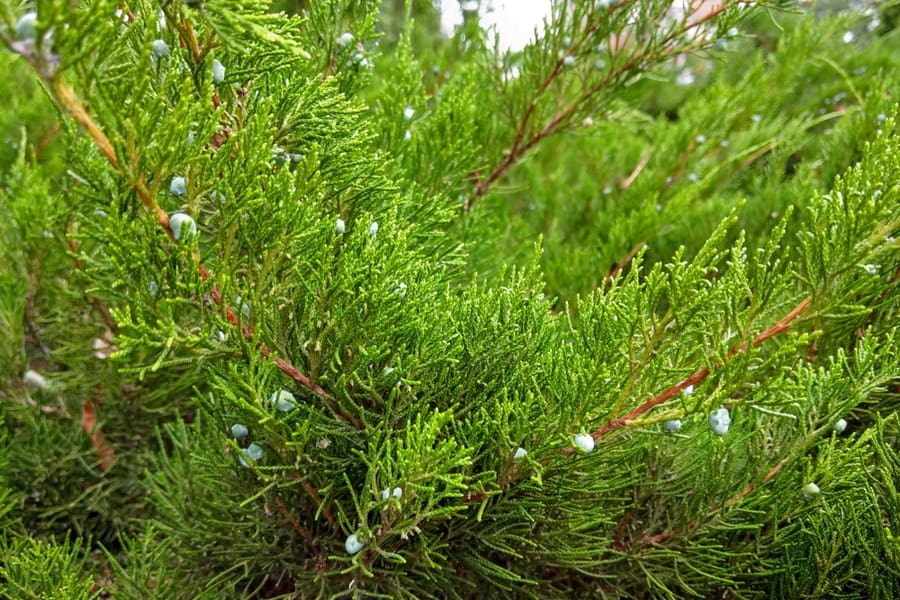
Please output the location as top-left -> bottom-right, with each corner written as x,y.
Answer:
1,0 -> 898,597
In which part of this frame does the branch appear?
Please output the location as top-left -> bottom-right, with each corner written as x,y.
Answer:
33,40 -> 363,431
466,295 -> 812,503
274,496 -> 316,552
82,397 -> 116,471
470,1 -> 739,206
49,76 -> 119,169
581,296 -> 812,445
603,241 -> 645,286
298,478 -> 337,530
619,153 -> 651,189
634,455 -> 791,550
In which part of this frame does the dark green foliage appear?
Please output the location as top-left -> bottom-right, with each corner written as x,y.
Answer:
1,1 -> 898,598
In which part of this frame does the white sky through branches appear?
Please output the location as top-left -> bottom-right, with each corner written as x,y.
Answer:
439,0 -> 553,53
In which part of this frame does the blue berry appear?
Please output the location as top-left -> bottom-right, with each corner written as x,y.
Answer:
345,533 -> 365,554
151,39 -> 170,58
15,12 -> 37,41
269,390 -> 296,412
381,487 -> 403,501
169,213 -> 197,241
663,419 -> 682,433
231,424 -> 249,438
169,176 -> 187,196
802,482 -> 820,501
352,53 -> 369,68
573,433 -> 594,453
212,59 -> 225,83
709,408 -> 730,436
240,443 -> 263,465
338,32 -> 354,48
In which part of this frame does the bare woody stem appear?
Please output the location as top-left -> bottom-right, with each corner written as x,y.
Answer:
49,76 -> 119,168
274,496 -> 316,552
602,240 -> 645,286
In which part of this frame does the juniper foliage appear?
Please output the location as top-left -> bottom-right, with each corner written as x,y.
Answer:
1,0 -> 899,598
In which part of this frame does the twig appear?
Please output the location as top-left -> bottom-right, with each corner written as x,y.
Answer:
619,153 -> 651,189
182,20 -> 202,65
467,2 -> 626,208
603,241 -> 645,286
34,121 -> 60,160
634,455 -> 791,550
25,258 -> 51,356
299,478 -> 337,530
49,76 -> 119,169
208,286 -> 363,429
274,496 -> 316,552
66,231 -> 118,333
722,456 -> 789,508
82,398 -> 116,471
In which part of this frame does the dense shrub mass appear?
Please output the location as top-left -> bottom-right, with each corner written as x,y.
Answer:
1,1 -> 898,598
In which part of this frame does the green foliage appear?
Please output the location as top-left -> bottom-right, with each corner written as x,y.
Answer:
0,0 -> 898,597
0,534 -> 98,600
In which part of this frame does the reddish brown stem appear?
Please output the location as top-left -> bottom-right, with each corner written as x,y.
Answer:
82,399 -> 116,471
634,454 -> 791,550
723,456 -> 789,508
603,241 -> 645,286
619,153 -> 651,189
299,479 -> 337,530
66,230 -> 118,333
274,496 -> 316,551
34,121 -> 60,159
50,76 -> 119,169
208,286 -> 362,429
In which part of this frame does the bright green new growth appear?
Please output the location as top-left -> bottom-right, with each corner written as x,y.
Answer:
1,0 -> 898,598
